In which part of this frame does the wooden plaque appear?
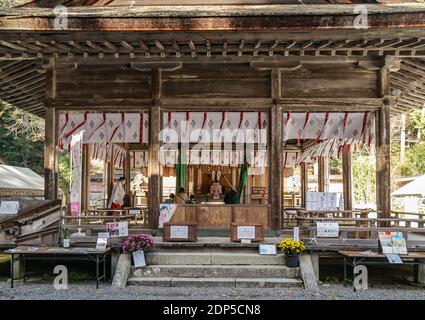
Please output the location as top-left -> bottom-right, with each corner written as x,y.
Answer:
163,222 -> 198,242
230,223 -> 264,242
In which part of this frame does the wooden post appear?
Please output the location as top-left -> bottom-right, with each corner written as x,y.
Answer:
44,107 -> 58,200
318,157 -> 329,193
107,150 -> 114,205
342,148 -> 353,210
269,68 -> 283,229
148,68 -> 162,228
376,65 -> 392,220
301,162 -> 308,208
44,57 -> 58,200
81,144 -> 90,210
124,148 -> 131,195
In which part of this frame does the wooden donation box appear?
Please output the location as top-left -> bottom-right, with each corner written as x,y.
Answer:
230,223 -> 264,242
163,222 -> 198,242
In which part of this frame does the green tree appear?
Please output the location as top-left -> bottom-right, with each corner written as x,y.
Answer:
0,103 -> 44,174
352,149 -> 376,206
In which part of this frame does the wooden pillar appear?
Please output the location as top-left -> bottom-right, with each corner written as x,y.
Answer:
124,148 -> 131,195
342,148 -> 353,210
148,68 -> 162,228
301,162 -> 308,208
81,144 -> 90,210
318,157 -> 329,193
107,149 -> 114,203
376,65 -> 392,219
44,57 -> 58,200
269,68 -> 283,229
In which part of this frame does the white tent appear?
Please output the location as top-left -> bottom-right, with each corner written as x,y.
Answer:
392,175 -> 425,198
0,164 -> 44,196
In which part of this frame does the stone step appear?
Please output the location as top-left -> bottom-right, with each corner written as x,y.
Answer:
127,277 -> 303,288
131,264 -> 300,279
146,252 -> 286,265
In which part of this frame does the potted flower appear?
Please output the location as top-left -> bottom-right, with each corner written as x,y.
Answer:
277,238 -> 305,268
122,233 -> 154,267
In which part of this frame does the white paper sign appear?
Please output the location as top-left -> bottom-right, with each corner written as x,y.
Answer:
128,208 -> 141,216
293,227 -> 300,241
96,238 -> 108,250
259,244 -> 277,255
385,253 -> 403,264
316,222 -> 339,238
237,226 -> 256,239
133,250 -> 146,268
170,226 -> 189,239
0,201 -> 19,214
98,232 -> 110,238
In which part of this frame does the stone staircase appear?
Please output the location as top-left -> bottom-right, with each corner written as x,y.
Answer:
127,250 -> 303,288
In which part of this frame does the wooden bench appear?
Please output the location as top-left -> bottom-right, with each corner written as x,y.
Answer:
339,250 -> 425,291
5,246 -> 110,289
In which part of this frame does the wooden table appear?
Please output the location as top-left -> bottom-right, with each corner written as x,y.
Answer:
338,250 -> 425,291
5,246 -> 110,289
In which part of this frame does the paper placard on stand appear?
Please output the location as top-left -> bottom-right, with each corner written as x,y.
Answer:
259,244 -> 277,255
170,226 -> 189,239
241,239 -> 251,244
96,237 -> 108,250
133,250 -> 146,268
237,226 -> 256,239
316,222 -> 339,238
0,201 -> 19,214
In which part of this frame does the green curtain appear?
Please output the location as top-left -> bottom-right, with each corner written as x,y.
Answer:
237,157 -> 248,204
176,146 -> 186,193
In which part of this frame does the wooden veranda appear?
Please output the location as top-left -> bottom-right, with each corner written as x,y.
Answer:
1,1 -> 425,231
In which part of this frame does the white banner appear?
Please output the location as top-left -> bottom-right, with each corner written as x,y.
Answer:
70,131 -> 84,217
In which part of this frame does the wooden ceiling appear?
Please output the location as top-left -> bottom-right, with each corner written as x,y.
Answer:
391,58 -> 425,114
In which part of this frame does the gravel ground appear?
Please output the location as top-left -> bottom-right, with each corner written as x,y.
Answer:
1,281 -> 425,300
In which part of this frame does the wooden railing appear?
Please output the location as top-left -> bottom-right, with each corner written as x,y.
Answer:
59,207 -> 152,239
296,215 -> 425,239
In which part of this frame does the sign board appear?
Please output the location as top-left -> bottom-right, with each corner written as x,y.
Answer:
98,232 -> 110,239
158,203 -> 177,228
293,227 -> 300,242
96,237 -> 108,250
0,201 -> 20,215
259,244 -> 277,255
128,208 -> 141,216
378,232 -> 408,255
133,250 -> 146,268
306,192 -> 342,211
237,226 -> 256,239
106,221 -> 128,237
316,222 -> 339,238
170,226 -> 189,239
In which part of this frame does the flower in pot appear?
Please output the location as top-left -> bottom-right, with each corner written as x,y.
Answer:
277,238 -> 305,268
122,233 -> 155,267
